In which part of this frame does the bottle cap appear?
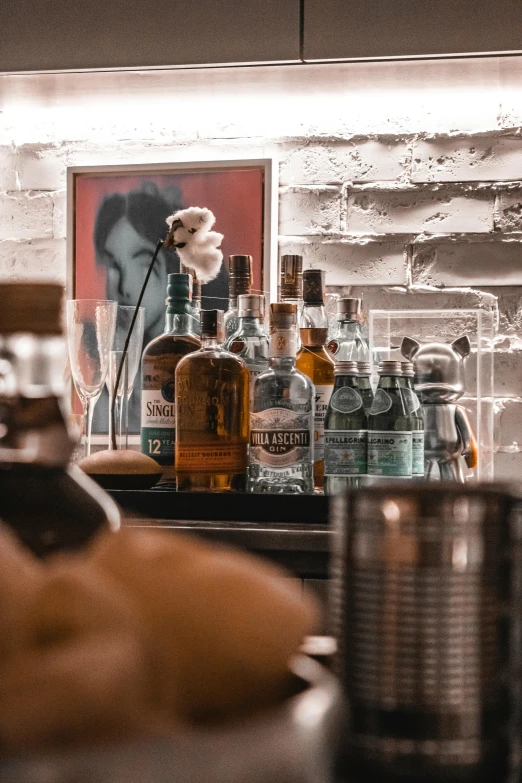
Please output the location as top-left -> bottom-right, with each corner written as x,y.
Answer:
302,269 -> 325,305
238,294 -> 264,319
334,360 -> 359,376
337,298 -> 361,320
279,255 -> 303,300
167,273 -> 192,315
270,302 -> 297,330
0,283 -> 63,335
378,360 -> 403,376
200,309 -> 225,340
401,361 -> 415,377
228,255 -> 252,298
357,361 -> 371,375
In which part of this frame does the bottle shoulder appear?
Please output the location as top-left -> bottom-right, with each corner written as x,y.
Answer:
143,332 -> 200,358
176,347 -> 249,375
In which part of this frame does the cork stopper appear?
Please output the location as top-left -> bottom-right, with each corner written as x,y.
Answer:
270,302 -> 297,331
302,269 -> 325,305
200,309 -> 225,340
167,273 -> 193,316
280,255 -> 303,300
0,283 -> 63,335
337,298 -> 361,320
228,255 -> 252,298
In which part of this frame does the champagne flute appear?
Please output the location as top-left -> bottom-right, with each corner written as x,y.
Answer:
108,306 -> 145,450
66,299 -> 117,457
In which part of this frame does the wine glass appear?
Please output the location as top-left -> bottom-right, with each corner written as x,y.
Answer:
66,299 -> 117,457
107,306 -> 145,450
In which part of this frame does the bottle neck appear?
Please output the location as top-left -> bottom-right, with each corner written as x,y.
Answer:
236,316 -> 262,333
301,303 -> 327,329
378,374 -> 402,390
165,312 -> 197,336
201,336 -> 221,350
269,328 -> 298,360
229,276 -> 251,301
300,328 -> 329,349
337,318 -> 359,334
0,333 -> 72,465
334,374 -> 358,388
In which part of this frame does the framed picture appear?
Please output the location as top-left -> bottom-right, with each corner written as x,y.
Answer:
66,157 -> 277,435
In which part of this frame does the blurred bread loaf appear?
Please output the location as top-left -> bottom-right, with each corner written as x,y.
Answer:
89,528 -> 319,721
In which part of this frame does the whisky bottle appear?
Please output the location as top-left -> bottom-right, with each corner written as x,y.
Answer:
224,254 -> 253,339
141,273 -> 200,483
0,283 -> 120,557
327,298 -> 369,361
175,310 -> 249,492
249,303 -> 314,495
279,254 -> 303,322
356,361 -> 374,416
367,360 -> 412,481
223,294 -> 269,385
297,270 -> 334,491
324,361 -> 368,495
400,360 -> 425,479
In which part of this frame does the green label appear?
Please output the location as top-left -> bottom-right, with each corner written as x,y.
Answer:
368,430 -> 412,477
412,431 -> 425,476
325,429 -> 367,476
141,426 -> 175,466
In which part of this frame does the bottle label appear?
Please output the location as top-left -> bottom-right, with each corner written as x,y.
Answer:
141,388 -> 176,466
330,386 -> 363,414
250,408 -> 313,469
327,339 -> 339,355
325,429 -> 367,476
314,385 -> 333,461
270,331 -> 298,358
401,387 -> 421,414
412,431 -> 425,476
176,442 -> 247,473
367,430 -> 412,477
370,388 -> 393,415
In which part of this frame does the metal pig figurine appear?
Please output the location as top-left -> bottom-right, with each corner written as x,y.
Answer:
401,335 -> 478,481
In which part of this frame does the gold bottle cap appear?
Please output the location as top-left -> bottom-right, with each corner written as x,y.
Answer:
0,283 -> 63,335
228,255 -> 252,298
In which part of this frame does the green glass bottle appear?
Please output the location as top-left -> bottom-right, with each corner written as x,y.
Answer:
324,361 -> 368,494
400,360 -> 425,479
367,360 -> 412,481
356,361 -> 374,416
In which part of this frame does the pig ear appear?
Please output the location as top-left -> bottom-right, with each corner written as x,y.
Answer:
401,337 -> 420,359
451,335 -> 471,358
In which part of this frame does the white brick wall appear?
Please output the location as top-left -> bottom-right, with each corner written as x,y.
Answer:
1,59 -> 522,479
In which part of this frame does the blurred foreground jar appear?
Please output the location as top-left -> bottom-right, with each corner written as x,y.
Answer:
331,484 -> 522,783
0,283 -> 119,557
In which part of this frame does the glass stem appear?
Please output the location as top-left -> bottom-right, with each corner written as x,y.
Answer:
84,395 -> 97,458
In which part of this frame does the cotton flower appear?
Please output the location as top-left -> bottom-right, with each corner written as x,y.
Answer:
165,207 -> 223,283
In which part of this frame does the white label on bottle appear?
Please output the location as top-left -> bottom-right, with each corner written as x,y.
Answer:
330,386 -> 363,414
325,429 -> 367,476
367,430 -> 412,477
141,390 -> 176,429
270,331 -> 299,358
412,431 -> 425,476
250,408 -> 313,469
314,385 -> 333,462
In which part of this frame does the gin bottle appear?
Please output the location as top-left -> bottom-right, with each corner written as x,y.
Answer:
224,254 -> 252,339
356,361 -> 374,416
400,360 -> 425,479
327,298 -> 369,361
224,294 -> 269,385
367,360 -> 412,481
324,361 -> 368,495
249,303 -> 314,494
141,273 -> 200,484
175,310 -> 249,492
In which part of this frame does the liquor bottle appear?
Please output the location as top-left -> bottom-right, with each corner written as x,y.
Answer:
401,360 -> 425,479
249,303 -> 314,495
180,264 -> 201,336
356,361 -> 374,416
223,294 -> 269,385
367,360 -> 412,481
175,310 -> 249,492
324,361 -> 368,495
297,270 -> 334,491
279,254 -> 303,322
141,273 -> 200,484
327,298 -> 369,361
0,282 -> 120,557
224,254 -> 252,339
